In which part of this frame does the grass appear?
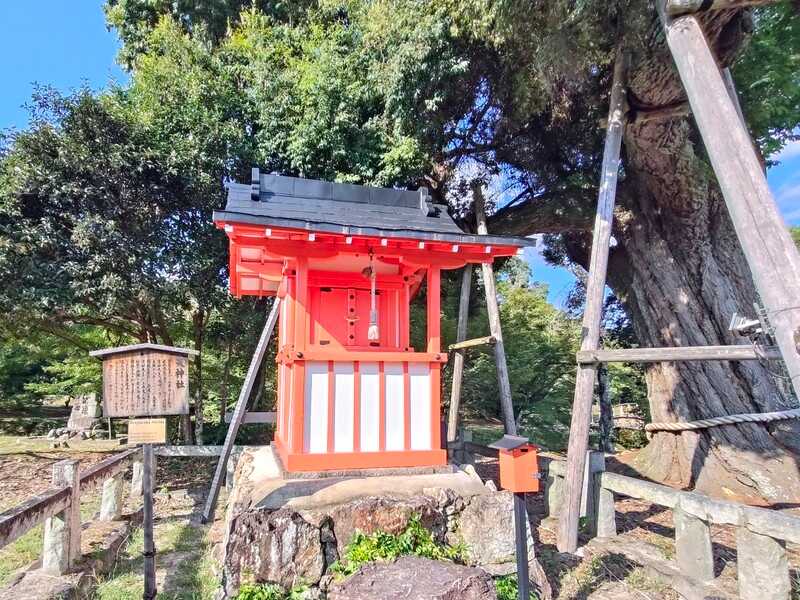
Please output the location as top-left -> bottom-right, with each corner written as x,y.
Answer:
495,574 -> 538,600
0,435 -> 124,455
94,520 -> 218,600
0,524 -> 43,586
555,553 -> 675,599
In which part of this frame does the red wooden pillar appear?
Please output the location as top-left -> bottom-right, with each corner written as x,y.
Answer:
426,267 -> 442,451
290,257 -> 309,454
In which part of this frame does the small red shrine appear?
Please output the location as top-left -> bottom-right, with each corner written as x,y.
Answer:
214,170 -> 532,472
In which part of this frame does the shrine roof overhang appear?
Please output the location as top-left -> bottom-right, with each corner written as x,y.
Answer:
212,171 -> 535,249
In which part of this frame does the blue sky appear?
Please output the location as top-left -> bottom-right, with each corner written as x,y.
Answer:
1,2 -> 797,308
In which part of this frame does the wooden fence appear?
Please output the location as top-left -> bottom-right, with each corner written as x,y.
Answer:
545,454 -> 796,599
0,447 -> 142,574
0,444 -> 247,579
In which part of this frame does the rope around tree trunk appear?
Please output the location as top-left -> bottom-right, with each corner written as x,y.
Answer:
645,407 -> 800,433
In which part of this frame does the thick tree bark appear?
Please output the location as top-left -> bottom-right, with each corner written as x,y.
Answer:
614,115 -> 800,504
490,8 -> 800,504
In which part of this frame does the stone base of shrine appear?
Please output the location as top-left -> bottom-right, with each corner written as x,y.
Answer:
219,445 -> 534,599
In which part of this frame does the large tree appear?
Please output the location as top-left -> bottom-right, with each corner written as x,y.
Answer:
102,0 -> 800,501
4,0 -> 796,498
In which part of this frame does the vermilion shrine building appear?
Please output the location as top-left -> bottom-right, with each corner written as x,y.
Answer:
214,170 -> 531,472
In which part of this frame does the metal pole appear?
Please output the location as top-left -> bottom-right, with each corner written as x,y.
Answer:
142,443 -> 156,600
513,492 -> 530,600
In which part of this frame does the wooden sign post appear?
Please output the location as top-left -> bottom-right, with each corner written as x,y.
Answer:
90,343 -> 198,600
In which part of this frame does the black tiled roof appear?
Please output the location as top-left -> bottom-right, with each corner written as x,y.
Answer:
213,170 -> 534,247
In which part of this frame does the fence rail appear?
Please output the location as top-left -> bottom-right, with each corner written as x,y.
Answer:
0,443 -> 245,580
545,452 -> 797,599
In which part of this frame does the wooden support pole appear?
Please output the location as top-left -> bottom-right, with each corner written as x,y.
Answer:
666,0 -> 778,16
202,298 -> 281,523
142,444 -> 156,600
42,460 -> 80,574
448,335 -> 496,352
473,183 -> 516,435
446,265 -> 472,443
577,344 -> 782,364
558,52 -> 628,553
662,9 -> 800,402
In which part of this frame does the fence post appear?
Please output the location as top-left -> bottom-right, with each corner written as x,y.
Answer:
545,465 -> 563,517
581,451 -> 605,536
736,527 -> 790,600
42,459 -> 81,574
673,501 -> 714,583
131,452 -> 144,500
100,471 -> 125,521
596,484 -> 617,538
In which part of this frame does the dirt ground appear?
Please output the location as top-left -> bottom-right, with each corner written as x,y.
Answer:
2,437 -> 799,599
472,453 -> 800,599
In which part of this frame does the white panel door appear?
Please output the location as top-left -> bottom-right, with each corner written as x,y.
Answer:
359,362 -> 380,452
384,363 -> 405,451
409,363 -> 431,450
304,361 -> 328,454
333,362 -> 355,452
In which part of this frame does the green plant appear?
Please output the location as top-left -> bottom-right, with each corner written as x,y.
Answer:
330,515 -> 465,578
234,583 -> 286,600
615,428 -> 648,450
495,575 -> 538,600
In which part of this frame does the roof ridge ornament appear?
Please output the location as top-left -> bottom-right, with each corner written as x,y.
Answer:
251,167 -> 261,202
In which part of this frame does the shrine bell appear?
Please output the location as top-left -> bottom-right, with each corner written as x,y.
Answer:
214,169 -> 533,472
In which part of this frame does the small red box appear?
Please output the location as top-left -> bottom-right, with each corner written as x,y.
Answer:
498,444 -> 540,493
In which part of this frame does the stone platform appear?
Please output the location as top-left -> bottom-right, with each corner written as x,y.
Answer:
219,446 -> 534,598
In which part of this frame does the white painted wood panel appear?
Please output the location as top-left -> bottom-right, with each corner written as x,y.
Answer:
287,365 -> 295,450
359,363 -> 380,452
304,362 -> 329,454
384,363 -> 405,451
333,362 -> 355,452
409,363 -> 431,450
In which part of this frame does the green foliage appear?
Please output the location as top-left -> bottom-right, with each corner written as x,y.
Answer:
331,514 -> 465,578
792,227 -> 800,249
449,259 -> 580,450
615,428 -> 648,450
733,4 -> 800,158
234,584 -> 309,600
495,574 -> 538,600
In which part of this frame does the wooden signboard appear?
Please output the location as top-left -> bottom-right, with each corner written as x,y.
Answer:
128,418 -> 167,444
90,343 -> 197,418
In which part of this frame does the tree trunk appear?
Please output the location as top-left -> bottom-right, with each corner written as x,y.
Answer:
606,114 -> 800,504
597,365 -> 614,454
492,9 -> 800,504
219,337 -> 233,424
193,309 -> 206,445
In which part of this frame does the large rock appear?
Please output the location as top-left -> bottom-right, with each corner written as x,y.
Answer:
325,495 -> 446,554
326,556 -> 497,600
455,491 -> 533,575
223,508 -> 325,593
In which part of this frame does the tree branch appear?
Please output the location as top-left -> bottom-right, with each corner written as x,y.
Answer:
487,187 -> 596,236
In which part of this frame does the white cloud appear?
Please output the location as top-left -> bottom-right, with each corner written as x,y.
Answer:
777,182 -> 800,204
